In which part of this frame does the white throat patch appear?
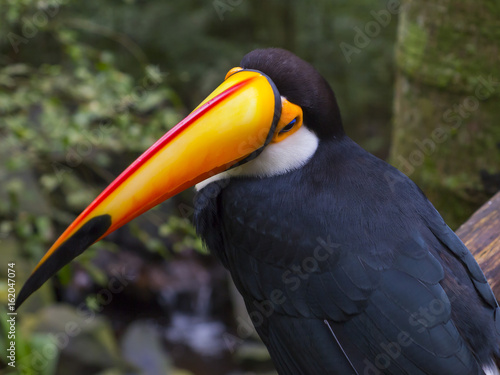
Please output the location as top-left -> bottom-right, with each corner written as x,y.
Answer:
196,125 -> 319,190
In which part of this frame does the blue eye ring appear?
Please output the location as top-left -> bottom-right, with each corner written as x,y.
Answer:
279,118 -> 297,134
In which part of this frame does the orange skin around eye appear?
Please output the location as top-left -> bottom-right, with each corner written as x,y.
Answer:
272,98 -> 303,143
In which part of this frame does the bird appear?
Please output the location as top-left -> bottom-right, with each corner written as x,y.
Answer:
17,48 -> 500,374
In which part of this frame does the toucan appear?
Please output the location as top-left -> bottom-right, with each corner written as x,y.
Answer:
17,48 -> 500,374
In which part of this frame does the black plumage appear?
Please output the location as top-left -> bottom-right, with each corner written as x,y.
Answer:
195,49 -> 500,374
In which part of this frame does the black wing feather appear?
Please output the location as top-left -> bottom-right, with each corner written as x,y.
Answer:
195,137 -> 498,374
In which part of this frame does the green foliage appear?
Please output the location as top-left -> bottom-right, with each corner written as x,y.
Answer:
0,0 -> 186,264
159,216 -> 206,254
1,306 -> 59,375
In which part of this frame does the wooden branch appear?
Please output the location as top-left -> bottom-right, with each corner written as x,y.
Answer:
456,191 -> 500,300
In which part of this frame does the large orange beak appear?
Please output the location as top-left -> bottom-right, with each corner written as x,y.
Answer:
16,69 -> 288,308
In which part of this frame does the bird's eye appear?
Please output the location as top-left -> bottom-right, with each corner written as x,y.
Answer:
279,118 -> 297,134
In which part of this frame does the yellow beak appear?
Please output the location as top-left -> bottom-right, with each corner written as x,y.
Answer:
16,69 -> 286,308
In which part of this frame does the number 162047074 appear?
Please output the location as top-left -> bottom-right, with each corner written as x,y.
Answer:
7,263 -> 16,309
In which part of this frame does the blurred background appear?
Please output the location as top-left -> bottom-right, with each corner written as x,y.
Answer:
0,0 -> 498,374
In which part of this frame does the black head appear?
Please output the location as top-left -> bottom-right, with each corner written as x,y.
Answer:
240,48 -> 345,140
